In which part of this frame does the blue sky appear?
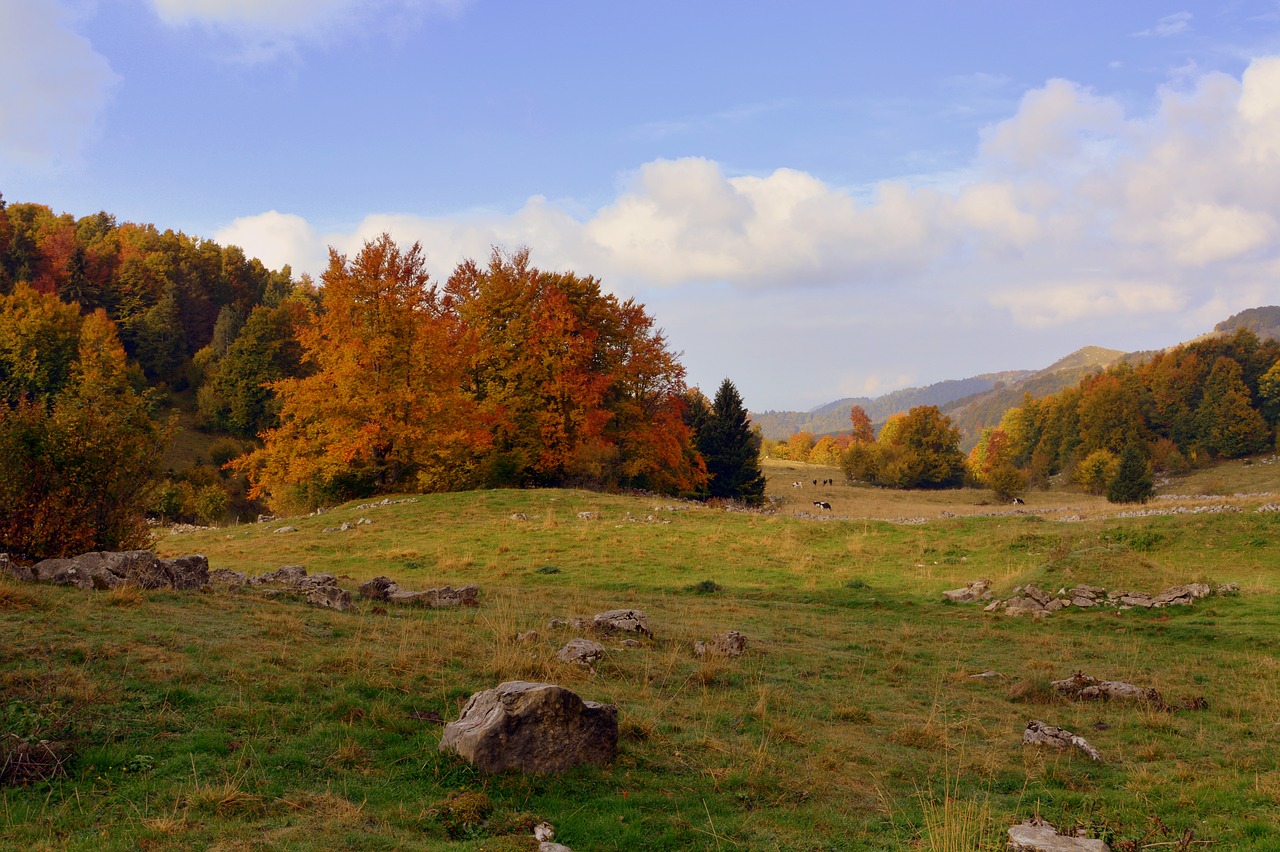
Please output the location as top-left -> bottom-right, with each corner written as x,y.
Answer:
5,1 -> 1280,411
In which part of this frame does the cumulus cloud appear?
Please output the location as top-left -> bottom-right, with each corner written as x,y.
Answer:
221,56 -> 1280,343
0,0 -> 119,170
216,211 -> 330,277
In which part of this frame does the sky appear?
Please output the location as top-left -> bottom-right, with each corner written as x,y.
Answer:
4,1 -> 1280,411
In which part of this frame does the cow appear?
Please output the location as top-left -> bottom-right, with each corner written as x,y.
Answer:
1011,497 -> 1025,505
813,500 -> 831,511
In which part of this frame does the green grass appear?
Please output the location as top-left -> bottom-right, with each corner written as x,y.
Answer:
3,474 -> 1280,849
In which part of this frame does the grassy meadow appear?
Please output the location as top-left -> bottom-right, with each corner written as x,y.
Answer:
3,458 -> 1280,849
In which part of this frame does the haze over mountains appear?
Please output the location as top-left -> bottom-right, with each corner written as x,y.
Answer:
750,306 -> 1280,445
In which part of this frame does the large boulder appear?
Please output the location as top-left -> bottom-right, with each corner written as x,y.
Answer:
30,550 -> 206,591
695,631 -> 747,658
439,681 -> 618,773
1051,673 -> 1160,705
557,638 -> 605,666
942,579 -> 991,603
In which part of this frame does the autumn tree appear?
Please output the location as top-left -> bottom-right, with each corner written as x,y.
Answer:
694,379 -> 765,504
234,236 -> 484,508
849,405 -> 875,444
0,286 -> 168,558
444,248 -> 703,494
875,406 -> 966,489
1194,356 -> 1271,458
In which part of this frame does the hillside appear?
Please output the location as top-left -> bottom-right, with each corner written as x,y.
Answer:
943,345 -> 1128,448
1214,305 -> 1280,341
751,371 -> 1030,440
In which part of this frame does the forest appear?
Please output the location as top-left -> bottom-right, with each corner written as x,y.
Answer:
0,197 -> 765,560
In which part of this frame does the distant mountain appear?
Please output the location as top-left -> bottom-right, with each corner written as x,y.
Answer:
752,306 -> 1280,449
941,346 -> 1128,449
750,371 -> 1030,440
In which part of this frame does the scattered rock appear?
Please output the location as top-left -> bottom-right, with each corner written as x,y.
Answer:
694,631 -> 746,658
592,609 -> 652,637
1023,720 -> 1102,761
251,565 -> 308,585
1008,816 -> 1110,851
576,511 -> 596,520
976,580 -> 1232,616
969,670 -> 1004,680
439,681 -> 618,773
534,822 -> 555,842
557,638 -> 605,666
942,579 -> 992,603
25,551 -> 208,591
306,585 -> 354,612
273,526 -> 297,534
546,618 -> 568,630
208,568 -> 247,585
510,513 -> 528,521
357,576 -> 479,607
257,514 -> 278,524
1052,673 -> 1160,705
621,638 -> 641,648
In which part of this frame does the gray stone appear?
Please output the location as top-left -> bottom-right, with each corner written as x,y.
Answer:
251,565 -> 308,586
942,578 -> 991,603
593,609 -> 651,636
1052,673 -> 1160,705
1008,818 -> 1110,851
439,681 -> 618,773
209,568 -> 248,585
306,585 -> 354,611
694,631 -> 746,658
557,638 -> 605,666
358,576 -> 398,600
161,554 -> 209,590
387,585 -> 479,607
273,526 -> 297,534
1023,720 -> 1102,761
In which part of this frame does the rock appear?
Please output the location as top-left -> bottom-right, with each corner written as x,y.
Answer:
1119,593 -> 1153,608
576,511 -> 596,520
297,573 -> 337,590
516,630 -> 539,643
1023,585 -> 1052,606
209,568 -> 248,585
251,565 -> 308,586
983,599 -> 1003,612
307,585 -> 354,611
30,550 -> 198,591
533,822 -> 556,842
694,631 -> 746,658
439,681 -> 618,773
621,638 -> 641,648
592,609 -> 651,637
510,513 -> 528,521
1023,720 -> 1102,761
358,576 -> 398,600
388,585 -> 479,607
1052,673 -> 1160,705
942,578 -> 991,603
0,554 -> 31,581
1152,583 -> 1211,607
273,526 -> 297,534
1217,582 -> 1240,595
540,844 -> 573,852
162,554 -> 209,590
969,670 -> 1003,680
557,638 -> 605,666
257,514 -> 278,523
1069,585 -> 1106,599
547,618 -> 568,629
1008,817 -> 1110,851
1003,597 -> 1042,616
1069,596 -> 1097,608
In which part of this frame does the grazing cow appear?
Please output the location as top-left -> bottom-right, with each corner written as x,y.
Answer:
792,481 -> 803,488
813,479 -> 818,486
813,501 -> 831,511
1011,497 -> 1025,505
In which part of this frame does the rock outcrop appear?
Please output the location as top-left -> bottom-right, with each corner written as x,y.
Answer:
357,576 -> 479,607
979,581 -> 1224,616
942,579 -> 992,603
22,551 -> 208,591
439,681 -> 618,774
556,638 -> 605,666
592,609 -> 651,637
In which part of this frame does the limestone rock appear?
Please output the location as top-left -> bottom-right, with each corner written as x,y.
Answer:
592,609 -> 651,637
358,576 -> 479,607
162,554 -> 209,590
358,576 -> 398,600
942,578 -> 991,603
694,631 -> 746,658
209,568 -> 248,586
273,526 -> 297,534
1023,720 -> 1102,761
251,565 -> 308,586
1052,673 -> 1160,705
439,681 -> 618,773
557,638 -> 605,666
1008,817 -> 1110,851
307,585 -> 354,611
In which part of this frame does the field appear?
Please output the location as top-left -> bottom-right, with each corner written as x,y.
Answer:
3,458 -> 1280,850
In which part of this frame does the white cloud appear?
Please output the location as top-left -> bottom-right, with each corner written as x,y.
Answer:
216,210 -> 330,277
145,0 -> 469,59
220,56 -> 1280,346
1136,11 -> 1192,38
0,0 -> 119,170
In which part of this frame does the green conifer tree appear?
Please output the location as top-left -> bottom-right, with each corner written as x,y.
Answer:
695,379 -> 765,505
1106,444 -> 1154,504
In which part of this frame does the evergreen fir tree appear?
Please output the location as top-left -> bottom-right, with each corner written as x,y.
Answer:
1106,443 -> 1154,504
695,379 -> 765,505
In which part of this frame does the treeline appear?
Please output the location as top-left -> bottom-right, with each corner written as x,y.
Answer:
970,328 -> 1280,496
771,329 -> 1280,500
2,197 -> 769,557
